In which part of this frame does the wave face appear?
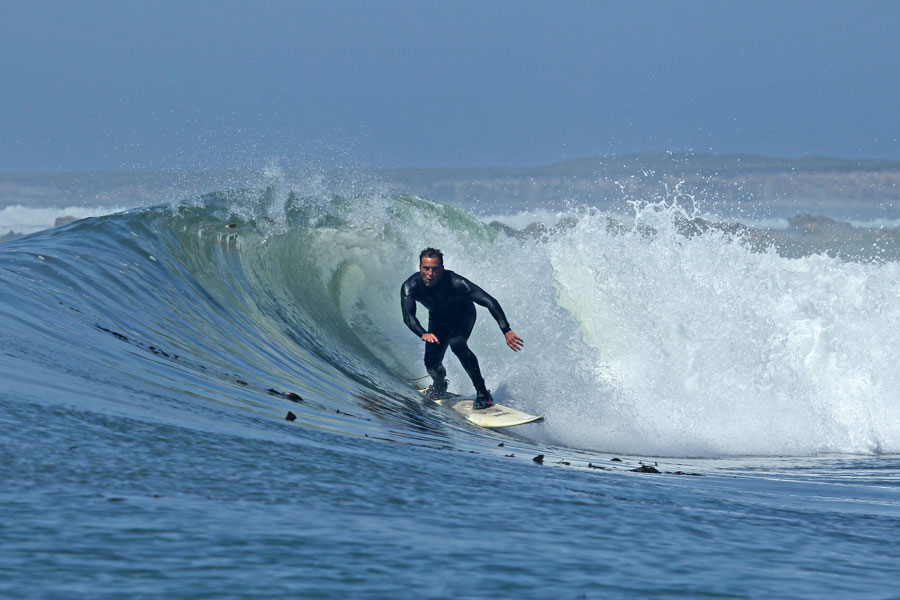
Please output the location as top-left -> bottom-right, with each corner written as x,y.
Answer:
3,179 -> 900,458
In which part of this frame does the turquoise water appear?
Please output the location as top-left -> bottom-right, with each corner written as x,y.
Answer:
3,187 -> 900,598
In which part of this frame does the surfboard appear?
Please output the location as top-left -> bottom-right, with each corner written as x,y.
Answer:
418,389 -> 543,428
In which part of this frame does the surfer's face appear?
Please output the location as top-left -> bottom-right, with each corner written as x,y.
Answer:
419,256 -> 444,287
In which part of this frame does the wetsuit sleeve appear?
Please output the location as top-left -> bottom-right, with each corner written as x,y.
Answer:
401,279 -> 427,338
460,277 -> 511,334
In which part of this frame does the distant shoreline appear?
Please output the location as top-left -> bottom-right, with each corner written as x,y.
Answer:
2,152 -> 900,218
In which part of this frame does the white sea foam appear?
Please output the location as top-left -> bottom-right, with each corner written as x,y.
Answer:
0,204 -> 130,236
482,208 -> 793,233
848,217 -> 900,230
533,203 -> 900,456
700,213 -> 791,230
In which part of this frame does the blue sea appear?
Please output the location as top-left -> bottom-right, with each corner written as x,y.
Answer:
3,170 -> 900,598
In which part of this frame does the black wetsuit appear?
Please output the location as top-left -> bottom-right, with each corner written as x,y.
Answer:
401,270 -> 510,394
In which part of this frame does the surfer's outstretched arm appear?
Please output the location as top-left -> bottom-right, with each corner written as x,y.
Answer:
462,280 -> 511,334
462,278 -> 522,350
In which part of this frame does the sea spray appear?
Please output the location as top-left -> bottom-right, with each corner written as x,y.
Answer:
545,201 -> 900,456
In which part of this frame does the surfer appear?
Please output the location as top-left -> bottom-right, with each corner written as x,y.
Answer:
401,247 -> 524,409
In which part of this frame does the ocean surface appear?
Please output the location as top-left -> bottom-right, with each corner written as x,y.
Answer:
3,170 -> 900,598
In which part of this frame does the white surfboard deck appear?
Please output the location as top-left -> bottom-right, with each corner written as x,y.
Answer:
419,389 -> 543,428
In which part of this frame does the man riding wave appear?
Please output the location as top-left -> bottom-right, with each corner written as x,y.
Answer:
401,248 -> 523,409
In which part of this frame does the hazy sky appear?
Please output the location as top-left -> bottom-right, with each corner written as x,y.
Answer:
2,0 -> 899,171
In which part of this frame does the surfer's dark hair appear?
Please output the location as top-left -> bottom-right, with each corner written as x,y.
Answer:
419,247 -> 444,265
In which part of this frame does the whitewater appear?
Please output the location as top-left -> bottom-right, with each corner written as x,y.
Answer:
3,172 -> 900,598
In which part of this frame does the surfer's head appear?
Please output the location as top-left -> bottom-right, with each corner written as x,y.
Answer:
419,247 -> 444,287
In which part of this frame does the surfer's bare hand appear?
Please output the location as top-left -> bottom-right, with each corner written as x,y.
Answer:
505,330 -> 524,352
422,333 -> 439,344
